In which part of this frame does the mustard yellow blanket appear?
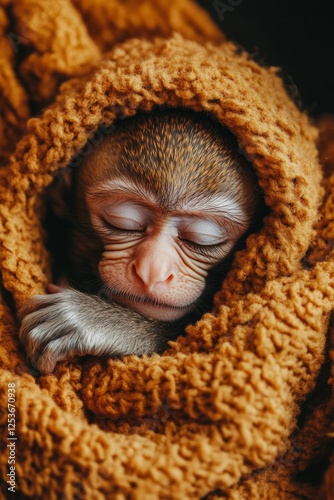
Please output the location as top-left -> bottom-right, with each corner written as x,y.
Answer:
0,0 -> 334,498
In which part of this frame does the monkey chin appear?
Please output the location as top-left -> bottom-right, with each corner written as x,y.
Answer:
112,295 -> 194,322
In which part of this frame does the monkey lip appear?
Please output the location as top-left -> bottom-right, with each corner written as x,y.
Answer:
105,291 -> 193,321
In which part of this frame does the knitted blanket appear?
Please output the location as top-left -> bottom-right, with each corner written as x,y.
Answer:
1,0 -> 334,498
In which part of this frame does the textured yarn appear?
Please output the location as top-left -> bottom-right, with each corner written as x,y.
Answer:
0,0 -> 334,498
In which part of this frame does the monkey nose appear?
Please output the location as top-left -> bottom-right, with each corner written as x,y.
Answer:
131,261 -> 174,292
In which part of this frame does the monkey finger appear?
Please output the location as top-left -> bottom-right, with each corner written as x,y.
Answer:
34,337 -> 79,374
47,283 -> 64,294
34,345 -> 63,374
19,312 -> 77,369
35,356 -> 57,375
47,279 -> 71,293
19,311 -> 72,350
19,321 -> 52,359
20,323 -> 72,373
19,302 -> 65,338
17,294 -> 59,320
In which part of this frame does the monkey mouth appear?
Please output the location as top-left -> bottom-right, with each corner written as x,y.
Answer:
101,287 -> 194,321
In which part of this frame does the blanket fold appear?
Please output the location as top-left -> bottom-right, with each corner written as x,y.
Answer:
0,0 -> 334,498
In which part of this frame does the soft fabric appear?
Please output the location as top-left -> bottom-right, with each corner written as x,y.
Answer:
0,0 -> 334,498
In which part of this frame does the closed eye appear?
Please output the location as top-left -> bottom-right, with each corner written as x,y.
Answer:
177,217 -> 228,247
101,220 -> 146,236
179,238 -> 229,258
179,232 -> 227,246
100,201 -> 151,233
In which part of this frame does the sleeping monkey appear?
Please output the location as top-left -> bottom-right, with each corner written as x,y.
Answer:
19,109 -> 261,374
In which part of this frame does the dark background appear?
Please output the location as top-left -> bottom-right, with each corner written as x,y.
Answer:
199,0 -> 334,116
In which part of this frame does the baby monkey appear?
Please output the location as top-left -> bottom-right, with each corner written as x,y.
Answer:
19,109 -> 261,374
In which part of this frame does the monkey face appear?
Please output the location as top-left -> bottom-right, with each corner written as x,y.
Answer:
65,109 -> 260,322
84,178 -> 249,322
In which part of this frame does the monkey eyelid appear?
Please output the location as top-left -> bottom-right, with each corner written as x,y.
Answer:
179,235 -> 228,247
101,215 -> 147,233
179,238 -> 230,259
176,213 -> 247,239
99,220 -> 146,238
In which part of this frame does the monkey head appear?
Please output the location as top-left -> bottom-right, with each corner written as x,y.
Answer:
58,109 -> 260,322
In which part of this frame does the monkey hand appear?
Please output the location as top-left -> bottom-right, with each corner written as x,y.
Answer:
18,289 -> 172,374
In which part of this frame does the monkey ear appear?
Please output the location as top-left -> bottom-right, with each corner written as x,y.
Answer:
47,170 -> 72,218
